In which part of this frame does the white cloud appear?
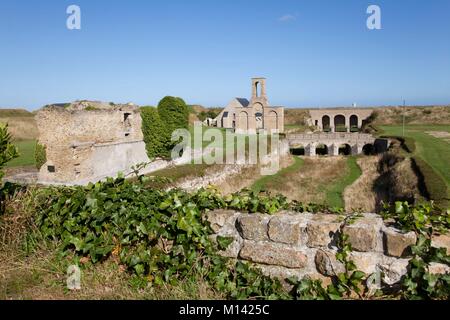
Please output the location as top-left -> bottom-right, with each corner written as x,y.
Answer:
278,14 -> 296,22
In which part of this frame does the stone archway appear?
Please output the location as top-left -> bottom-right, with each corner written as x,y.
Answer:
322,115 -> 331,132
266,110 -> 278,132
316,144 -> 329,156
238,111 -> 249,131
339,144 -> 352,155
350,115 -> 358,132
334,115 -> 346,132
363,144 -> 375,155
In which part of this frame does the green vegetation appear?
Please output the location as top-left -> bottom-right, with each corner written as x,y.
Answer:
158,96 -> 189,134
34,142 -> 47,170
5,140 -> 36,168
379,125 -> 450,206
325,156 -> 362,208
0,125 -> 19,180
197,110 -> 219,122
2,173 -> 448,300
140,107 -> 168,159
251,157 -> 304,193
0,109 -> 34,118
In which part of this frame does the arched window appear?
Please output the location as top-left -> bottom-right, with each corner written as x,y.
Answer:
350,115 -> 358,132
334,115 -> 346,132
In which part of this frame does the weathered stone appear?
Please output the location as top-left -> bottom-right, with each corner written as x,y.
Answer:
205,209 -> 239,233
343,214 -> 383,252
379,257 -> 410,285
268,216 -> 301,245
383,227 -> 417,257
306,215 -> 341,248
239,241 -> 307,269
210,233 -> 243,259
236,214 -> 269,241
431,234 -> 450,255
349,252 -> 383,275
314,249 -> 345,276
428,262 -> 450,275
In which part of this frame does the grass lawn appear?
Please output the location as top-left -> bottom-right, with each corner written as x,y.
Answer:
325,156 -> 362,208
6,140 -> 36,168
379,125 -> 450,194
251,156 -> 304,193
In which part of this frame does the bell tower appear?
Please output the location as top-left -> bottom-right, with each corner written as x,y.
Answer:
250,77 -> 269,107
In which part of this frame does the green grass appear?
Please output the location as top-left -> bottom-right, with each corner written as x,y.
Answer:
7,140 -> 36,168
324,156 -> 362,208
379,125 -> 450,196
251,157 -> 304,193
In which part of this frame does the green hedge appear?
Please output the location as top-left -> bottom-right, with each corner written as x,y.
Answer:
411,157 -> 449,208
157,96 -> 189,134
140,107 -> 169,159
34,142 -> 47,170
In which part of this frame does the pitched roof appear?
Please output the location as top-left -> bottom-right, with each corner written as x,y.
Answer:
235,98 -> 250,107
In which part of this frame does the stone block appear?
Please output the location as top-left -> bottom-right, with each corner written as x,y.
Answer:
268,216 -> 302,245
379,256 -> 410,285
431,233 -> 450,255
205,209 -> 239,233
343,214 -> 383,252
236,214 -> 269,241
349,252 -> 383,275
314,249 -> 345,276
306,215 -> 342,248
428,262 -> 450,275
239,241 -> 308,269
383,227 -> 417,257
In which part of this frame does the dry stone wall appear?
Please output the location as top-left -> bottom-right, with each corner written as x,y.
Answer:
206,210 -> 450,285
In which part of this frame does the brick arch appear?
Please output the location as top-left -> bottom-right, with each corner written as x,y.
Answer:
322,115 -> 331,131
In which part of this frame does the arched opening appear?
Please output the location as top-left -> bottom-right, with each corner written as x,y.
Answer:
290,145 -> 305,156
316,144 -> 329,156
339,144 -> 352,156
334,115 -> 346,132
363,144 -> 375,155
238,111 -> 249,131
350,115 -> 358,132
255,81 -> 260,97
322,115 -> 331,132
267,110 -> 278,131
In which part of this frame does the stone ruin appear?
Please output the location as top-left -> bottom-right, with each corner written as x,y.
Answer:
36,101 -> 152,185
207,210 -> 450,288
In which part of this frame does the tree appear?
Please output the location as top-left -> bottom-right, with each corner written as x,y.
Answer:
140,106 -> 169,159
157,96 -> 189,134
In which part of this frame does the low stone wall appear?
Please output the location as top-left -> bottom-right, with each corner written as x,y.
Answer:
206,210 -> 450,286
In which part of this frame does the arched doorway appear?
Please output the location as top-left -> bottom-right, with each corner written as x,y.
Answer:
238,111 -> 249,131
334,115 -> 346,132
350,115 -> 358,132
363,144 -> 374,155
339,144 -> 352,155
290,145 -> 305,156
322,115 -> 331,132
316,144 -> 329,156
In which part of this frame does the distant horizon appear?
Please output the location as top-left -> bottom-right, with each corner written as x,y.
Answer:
1,1 -> 449,110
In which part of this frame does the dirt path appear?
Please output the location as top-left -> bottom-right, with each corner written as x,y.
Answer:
343,156 -> 380,213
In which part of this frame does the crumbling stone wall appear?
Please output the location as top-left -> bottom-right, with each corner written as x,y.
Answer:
35,101 -> 148,184
207,210 -> 450,285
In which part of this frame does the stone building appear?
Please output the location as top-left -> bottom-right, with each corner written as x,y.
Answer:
214,78 -> 284,134
307,108 -> 373,132
36,101 -> 151,185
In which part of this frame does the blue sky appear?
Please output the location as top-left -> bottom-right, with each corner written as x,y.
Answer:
0,0 -> 449,110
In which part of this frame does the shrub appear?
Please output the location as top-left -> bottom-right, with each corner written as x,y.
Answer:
0,124 -> 19,181
35,142 -> 47,170
140,107 -> 169,159
157,96 -> 189,135
411,157 -> 449,208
